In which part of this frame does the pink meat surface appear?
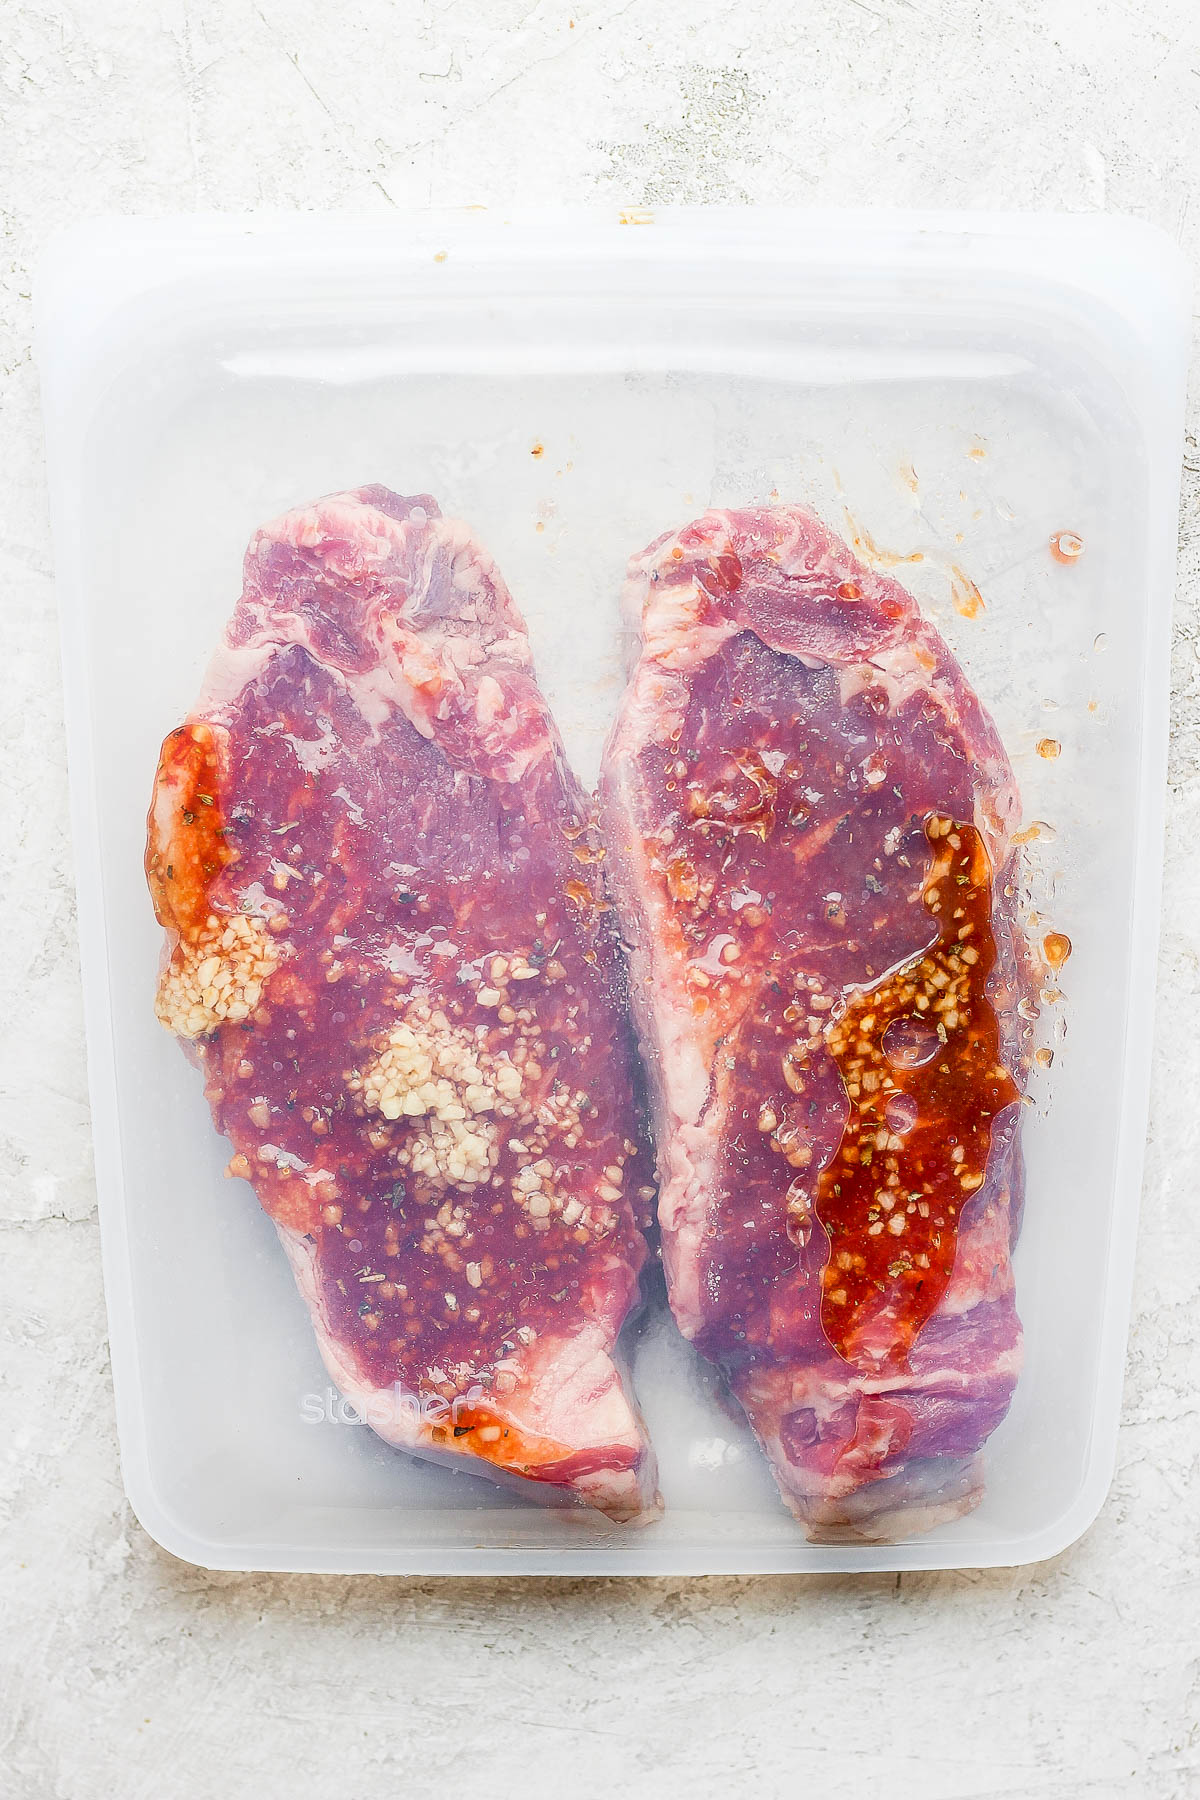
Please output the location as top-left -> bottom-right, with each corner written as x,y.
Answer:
147,486 -> 659,1522
600,504 -> 1034,1541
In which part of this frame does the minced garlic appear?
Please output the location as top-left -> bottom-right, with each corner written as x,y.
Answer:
349,1007 -> 525,1189
155,911 -> 280,1040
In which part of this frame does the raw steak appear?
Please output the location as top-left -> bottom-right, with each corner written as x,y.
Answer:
600,504 -> 1033,1540
147,486 -> 658,1522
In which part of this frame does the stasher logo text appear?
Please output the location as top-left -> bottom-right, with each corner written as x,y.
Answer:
299,1384 -> 488,1430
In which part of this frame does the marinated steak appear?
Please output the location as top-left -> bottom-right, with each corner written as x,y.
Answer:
147,487 -> 658,1521
600,504 -> 1032,1540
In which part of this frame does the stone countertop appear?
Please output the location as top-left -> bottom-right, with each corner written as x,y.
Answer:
1,3 -> 1197,1795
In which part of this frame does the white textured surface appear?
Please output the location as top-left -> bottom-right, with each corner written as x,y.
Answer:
1,2 -> 1198,1795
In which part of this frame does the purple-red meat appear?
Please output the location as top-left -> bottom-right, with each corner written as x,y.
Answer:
147,486 -> 659,1522
600,504 -> 1033,1540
